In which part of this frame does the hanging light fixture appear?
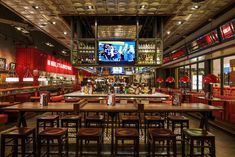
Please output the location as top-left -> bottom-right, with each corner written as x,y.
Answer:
23,67 -> 34,82
6,67 -> 19,82
165,76 -> 175,83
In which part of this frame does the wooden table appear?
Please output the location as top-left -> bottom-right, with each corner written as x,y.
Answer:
64,91 -> 170,100
0,102 -> 20,108
1,102 -> 222,154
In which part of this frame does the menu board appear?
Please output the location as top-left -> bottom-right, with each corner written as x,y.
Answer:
220,18 -> 235,40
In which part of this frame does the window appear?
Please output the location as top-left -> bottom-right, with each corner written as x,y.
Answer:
223,55 -> 235,87
191,64 -> 197,90
198,62 -> 205,91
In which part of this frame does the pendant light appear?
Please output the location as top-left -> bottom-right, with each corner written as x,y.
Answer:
23,67 -> 34,82
6,67 -> 19,82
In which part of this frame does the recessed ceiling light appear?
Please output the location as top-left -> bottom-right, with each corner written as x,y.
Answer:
45,42 -> 54,47
52,21 -> 56,25
63,31 -> 67,35
191,5 -> 199,10
87,5 -> 94,9
15,26 -> 22,31
167,31 -> 171,35
140,5 -> 146,9
32,6 -> 39,9
177,21 -> 182,25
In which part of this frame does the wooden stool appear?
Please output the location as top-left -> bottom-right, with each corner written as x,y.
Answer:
144,115 -> 165,143
115,128 -> 139,157
76,128 -> 103,157
182,128 -> 215,157
61,114 -> 82,139
148,128 -> 176,157
121,115 -> 140,133
1,127 -> 36,157
167,115 -> 189,142
38,128 -> 68,157
37,115 -> 59,134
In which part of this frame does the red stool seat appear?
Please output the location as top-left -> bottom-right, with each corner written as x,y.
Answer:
0,114 -> 8,124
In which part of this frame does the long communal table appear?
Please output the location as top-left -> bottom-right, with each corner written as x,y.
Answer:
1,102 -> 222,154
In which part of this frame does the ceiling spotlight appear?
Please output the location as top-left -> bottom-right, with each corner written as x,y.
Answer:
167,31 -> 171,35
177,21 -> 182,25
63,31 -> 67,35
140,5 -> 146,9
52,21 -> 56,25
87,5 -> 94,9
33,6 -> 39,9
62,50 -> 67,54
45,42 -> 54,47
191,5 -> 199,10
15,26 -> 22,31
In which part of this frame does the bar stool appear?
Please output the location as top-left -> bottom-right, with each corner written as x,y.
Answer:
1,127 -> 36,157
182,128 -> 215,157
38,127 -> 68,157
167,115 -> 189,143
61,114 -> 82,139
115,128 -> 139,157
36,115 -> 60,134
121,115 -> 140,133
148,128 -> 176,157
76,128 -> 103,157
144,115 -> 165,143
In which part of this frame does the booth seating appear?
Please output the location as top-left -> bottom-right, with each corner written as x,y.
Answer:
50,95 -> 64,102
0,114 -> 8,124
1,127 -> 36,157
182,128 -> 215,157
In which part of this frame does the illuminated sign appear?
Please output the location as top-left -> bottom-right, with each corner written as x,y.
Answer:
47,60 -> 72,70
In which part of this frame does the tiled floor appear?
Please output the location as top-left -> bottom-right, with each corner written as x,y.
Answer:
1,113 -> 235,157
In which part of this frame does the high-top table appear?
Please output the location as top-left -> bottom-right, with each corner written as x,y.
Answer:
0,102 -> 20,108
1,102 -> 222,154
64,91 -> 170,100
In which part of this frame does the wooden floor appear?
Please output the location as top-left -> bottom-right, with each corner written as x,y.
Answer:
0,113 -> 235,157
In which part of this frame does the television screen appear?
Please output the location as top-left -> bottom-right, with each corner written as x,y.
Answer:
98,41 -> 135,64
110,67 -> 124,75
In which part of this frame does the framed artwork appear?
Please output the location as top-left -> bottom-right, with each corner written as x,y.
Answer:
9,62 -> 16,71
0,58 -> 6,70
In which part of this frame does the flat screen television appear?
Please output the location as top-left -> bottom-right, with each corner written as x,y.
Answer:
110,67 -> 124,75
98,40 -> 135,65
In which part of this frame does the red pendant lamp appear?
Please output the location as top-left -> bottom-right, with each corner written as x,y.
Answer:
203,74 -> 219,84
165,76 -> 175,83
179,76 -> 191,83
156,77 -> 164,83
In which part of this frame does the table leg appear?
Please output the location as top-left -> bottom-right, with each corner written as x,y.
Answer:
108,112 -> 117,155
17,111 -> 27,127
199,112 -> 209,131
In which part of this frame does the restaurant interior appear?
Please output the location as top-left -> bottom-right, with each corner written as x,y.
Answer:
0,0 -> 235,156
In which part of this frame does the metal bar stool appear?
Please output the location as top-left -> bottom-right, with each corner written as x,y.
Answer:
38,127 -> 69,157
1,127 -> 36,157
144,115 -> 165,143
182,128 -> 215,157
61,114 -> 82,139
36,115 -> 60,135
76,128 -> 103,157
115,128 -> 139,157
148,128 -> 177,157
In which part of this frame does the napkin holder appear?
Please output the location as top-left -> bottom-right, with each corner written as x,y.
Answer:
40,93 -> 48,106
172,93 -> 181,106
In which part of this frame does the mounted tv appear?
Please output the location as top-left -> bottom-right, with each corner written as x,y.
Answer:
98,40 -> 135,65
110,67 -> 124,75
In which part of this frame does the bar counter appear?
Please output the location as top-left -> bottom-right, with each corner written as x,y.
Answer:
64,91 -> 170,99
